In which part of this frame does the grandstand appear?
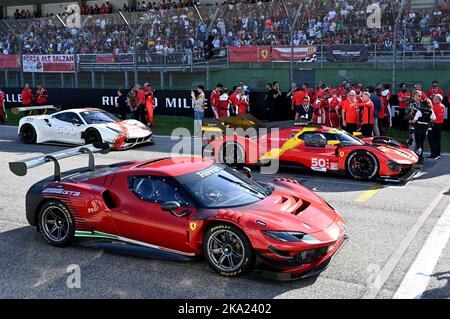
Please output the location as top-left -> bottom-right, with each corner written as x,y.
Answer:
0,0 -> 449,91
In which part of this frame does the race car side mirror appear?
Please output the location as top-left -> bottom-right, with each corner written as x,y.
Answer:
161,201 -> 181,213
243,166 -> 252,179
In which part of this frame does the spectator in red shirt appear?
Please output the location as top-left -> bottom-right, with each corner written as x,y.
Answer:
209,84 -> 222,119
427,94 -> 445,159
358,92 -> 375,137
414,82 -> 427,100
327,90 -> 341,128
341,90 -> 359,134
144,83 -> 155,126
427,80 -> 444,99
397,83 -> 411,130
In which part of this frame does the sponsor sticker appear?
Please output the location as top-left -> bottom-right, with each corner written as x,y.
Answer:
42,187 -> 80,197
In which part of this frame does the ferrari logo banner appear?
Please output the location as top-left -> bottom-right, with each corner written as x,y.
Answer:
229,46 -> 271,63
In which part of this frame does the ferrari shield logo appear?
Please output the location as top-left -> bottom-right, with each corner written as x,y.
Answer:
189,222 -> 197,231
261,49 -> 269,59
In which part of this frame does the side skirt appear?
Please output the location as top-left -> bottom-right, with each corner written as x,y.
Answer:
74,230 -> 197,262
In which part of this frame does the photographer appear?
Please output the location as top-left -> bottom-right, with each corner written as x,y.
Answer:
409,98 -> 436,161
192,85 -> 206,137
406,90 -> 423,150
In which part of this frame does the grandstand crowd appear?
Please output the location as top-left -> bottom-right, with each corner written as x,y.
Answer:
1,0 -> 450,55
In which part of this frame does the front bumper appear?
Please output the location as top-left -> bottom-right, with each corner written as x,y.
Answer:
378,163 -> 421,183
113,133 -> 153,150
252,235 -> 349,281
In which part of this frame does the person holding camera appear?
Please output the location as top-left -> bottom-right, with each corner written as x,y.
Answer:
409,97 -> 436,161
192,85 -> 206,137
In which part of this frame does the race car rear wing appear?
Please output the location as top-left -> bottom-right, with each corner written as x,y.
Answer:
9,142 -> 110,181
11,105 -> 61,115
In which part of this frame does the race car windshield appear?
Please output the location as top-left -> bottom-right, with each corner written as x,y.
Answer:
177,165 -> 268,209
337,132 -> 364,146
80,111 -> 119,124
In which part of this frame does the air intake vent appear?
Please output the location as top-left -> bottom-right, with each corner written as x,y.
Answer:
293,200 -> 311,215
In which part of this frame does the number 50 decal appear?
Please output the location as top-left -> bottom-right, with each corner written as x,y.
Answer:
311,158 -> 327,172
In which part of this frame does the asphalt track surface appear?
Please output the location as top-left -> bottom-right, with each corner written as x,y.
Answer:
0,125 -> 449,299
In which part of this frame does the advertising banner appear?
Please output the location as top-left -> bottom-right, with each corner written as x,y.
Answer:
271,46 -> 317,62
0,55 -> 20,69
22,54 -> 75,73
229,46 -> 270,63
325,45 -> 368,62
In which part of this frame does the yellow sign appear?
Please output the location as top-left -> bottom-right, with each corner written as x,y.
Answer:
189,222 -> 197,231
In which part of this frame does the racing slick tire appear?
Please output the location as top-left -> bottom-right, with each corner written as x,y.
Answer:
84,129 -> 103,144
19,124 -> 37,144
38,200 -> 75,247
203,223 -> 254,277
346,150 -> 379,181
220,142 -> 245,166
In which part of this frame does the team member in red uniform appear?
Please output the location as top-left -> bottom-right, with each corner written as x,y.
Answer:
341,90 -> 359,134
397,83 -> 411,130
228,86 -> 239,115
291,87 -> 307,112
427,81 -> 444,99
209,83 -> 222,119
358,92 -> 375,137
312,96 -> 323,124
236,89 -> 249,115
302,83 -> 314,100
144,83 -> 155,127
35,84 -> 48,114
414,82 -> 427,100
134,84 -> 146,124
21,84 -> 34,115
427,94 -> 445,159
327,89 -> 341,128
0,89 -> 6,124
218,88 -> 229,117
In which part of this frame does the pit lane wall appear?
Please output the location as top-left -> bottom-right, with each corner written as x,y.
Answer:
2,87 -> 449,124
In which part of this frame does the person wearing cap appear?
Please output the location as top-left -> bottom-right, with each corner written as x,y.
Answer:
427,94 -> 445,159
144,83 -> 155,126
210,83 -> 222,120
427,81 -> 444,99
379,84 -> 392,135
397,83 -> 411,130
236,87 -> 250,115
358,92 -> 375,137
410,98 -> 436,161
341,90 -> 359,134
0,88 -> 6,124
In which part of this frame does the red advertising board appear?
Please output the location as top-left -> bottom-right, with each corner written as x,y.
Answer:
229,46 -> 270,63
0,55 -> 20,69
271,46 -> 317,61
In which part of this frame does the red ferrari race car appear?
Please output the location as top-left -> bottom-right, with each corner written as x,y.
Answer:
9,144 -> 347,281
202,115 -> 420,182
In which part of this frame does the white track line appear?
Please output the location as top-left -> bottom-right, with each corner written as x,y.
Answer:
393,202 -> 450,299
362,176 -> 450,299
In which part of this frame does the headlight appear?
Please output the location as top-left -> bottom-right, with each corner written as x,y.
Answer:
107,127 -> 125,135
263,231 -> 305,242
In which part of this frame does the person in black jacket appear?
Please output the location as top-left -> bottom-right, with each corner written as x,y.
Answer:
409,97 -> 436,161
295,96 -> 314,121
115,89 -> 129,120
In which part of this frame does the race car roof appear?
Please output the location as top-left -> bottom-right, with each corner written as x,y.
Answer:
133,156 -> 215,177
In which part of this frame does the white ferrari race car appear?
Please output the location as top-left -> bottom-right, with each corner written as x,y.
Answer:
18,108 -> 153,150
